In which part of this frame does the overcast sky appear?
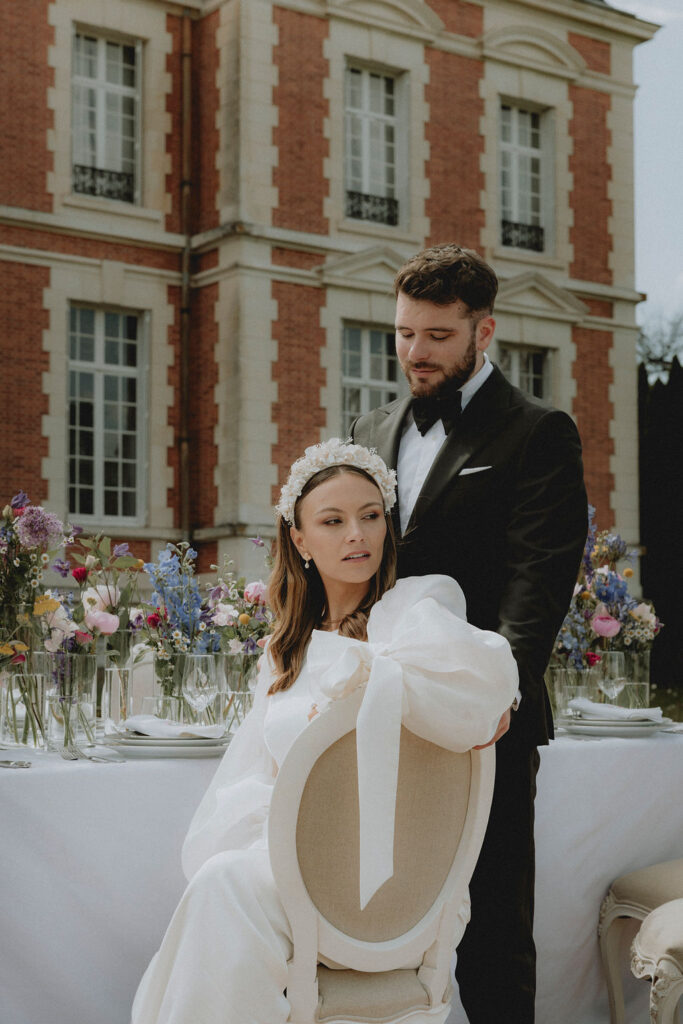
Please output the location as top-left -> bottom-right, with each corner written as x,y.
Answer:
605,0 -> 683,324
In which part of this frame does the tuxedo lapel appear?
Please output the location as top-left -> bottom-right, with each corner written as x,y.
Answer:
403,367 -> 514,536
370,396 -> 411,471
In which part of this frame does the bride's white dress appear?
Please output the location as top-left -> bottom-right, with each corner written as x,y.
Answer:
131,575 -> 518,1024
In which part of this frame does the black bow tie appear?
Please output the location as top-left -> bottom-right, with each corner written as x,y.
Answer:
411,389 -> 462,436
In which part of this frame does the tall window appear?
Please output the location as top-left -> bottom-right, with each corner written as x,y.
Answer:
345,67 -> 399,227
342,326 -> 405,435
72,33 -> 140,203
500,103 -> 548,252
69,307 -> 144,522
498,343 -> 550,401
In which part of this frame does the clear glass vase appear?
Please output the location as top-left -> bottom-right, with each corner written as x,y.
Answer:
0,668 -> 47,748
40,652 -> 98,750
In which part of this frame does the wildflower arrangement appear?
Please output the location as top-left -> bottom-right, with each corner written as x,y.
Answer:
0,492 -> 73,665
207,544 -> 273,659
139,543 -> 220,697
68,534 -> 145,662
554,507 -> 662,669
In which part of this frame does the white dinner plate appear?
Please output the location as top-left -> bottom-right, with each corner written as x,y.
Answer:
102,741 -> 230,758
103,733 -> 228,748
560,719 -> 668,738
567,715 -> 670,727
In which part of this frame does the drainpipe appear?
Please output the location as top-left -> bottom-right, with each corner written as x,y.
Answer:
178,9 -> 193,542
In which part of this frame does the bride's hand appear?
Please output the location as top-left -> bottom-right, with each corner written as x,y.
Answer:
473,708 -> 511,749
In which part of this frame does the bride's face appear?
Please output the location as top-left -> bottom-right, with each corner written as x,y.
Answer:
290,472 -> 387,591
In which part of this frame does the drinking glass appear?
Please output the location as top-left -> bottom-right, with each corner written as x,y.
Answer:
592,651 -> 627,702
181,654 -> 220,716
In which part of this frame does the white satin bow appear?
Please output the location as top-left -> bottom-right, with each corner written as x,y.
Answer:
306,575 -> 518,909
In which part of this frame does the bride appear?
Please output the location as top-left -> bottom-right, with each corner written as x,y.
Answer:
132,439 -> 518,1024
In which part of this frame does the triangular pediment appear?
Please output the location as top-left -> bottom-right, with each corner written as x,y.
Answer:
326,0 -> 443,38
318,246 -> 405,290
497,272 -> 588,319
482,26 -> 586,79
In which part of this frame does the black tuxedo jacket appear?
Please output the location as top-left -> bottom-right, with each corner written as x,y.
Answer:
351,365 -> 588,747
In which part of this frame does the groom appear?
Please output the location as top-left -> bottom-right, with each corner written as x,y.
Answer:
351,243 -> 587,1023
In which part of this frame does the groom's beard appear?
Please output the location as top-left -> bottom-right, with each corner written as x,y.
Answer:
402,328 -> 478,399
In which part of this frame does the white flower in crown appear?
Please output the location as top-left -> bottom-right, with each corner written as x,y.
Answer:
275,438 -> 397,525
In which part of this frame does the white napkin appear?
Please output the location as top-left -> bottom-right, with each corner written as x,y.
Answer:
568,697 -> 663,723
114,714 -> 226,740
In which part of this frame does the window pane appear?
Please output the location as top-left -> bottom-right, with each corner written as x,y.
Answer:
122,462 -> 136,488
122,491 -> 136,517
104,491 -> 119,516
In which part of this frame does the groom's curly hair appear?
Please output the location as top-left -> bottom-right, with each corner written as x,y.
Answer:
395,243 -> 498,315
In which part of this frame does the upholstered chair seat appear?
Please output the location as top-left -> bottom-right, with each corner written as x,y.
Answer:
599,859 -> 683,1024
631,898 -> 683,1024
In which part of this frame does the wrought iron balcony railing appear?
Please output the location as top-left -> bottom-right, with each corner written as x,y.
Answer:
345,190 -> 399,227
501,220 -> 545,252
72,165 -> 135,204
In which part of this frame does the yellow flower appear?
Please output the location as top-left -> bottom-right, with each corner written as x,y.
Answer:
0,643 -> 14,656
12,642 -> 29,652
581,591 -> 592,600
238,613 -> 251,625
33,593 -> 61,616
623,567 -> 633,578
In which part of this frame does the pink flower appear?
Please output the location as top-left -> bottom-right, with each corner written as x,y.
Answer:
212,603 -> 238,627
84,609 -> 120,635
146,613 -> 162,629
590,604 -> 621,638
75,630 -> 93,645
585,651 -> 602,667
244,580 -> 267,605
71,566 -> 88,584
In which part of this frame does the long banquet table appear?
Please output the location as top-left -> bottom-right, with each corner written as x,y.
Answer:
2,730 -> 682,1024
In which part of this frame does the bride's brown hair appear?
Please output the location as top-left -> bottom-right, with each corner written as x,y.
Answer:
267,465 -> 396,694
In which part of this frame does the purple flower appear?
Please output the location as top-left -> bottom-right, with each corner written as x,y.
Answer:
10,491 -> 30,509
250,536 -> 265,547
113,542 -> 130,557
52,558 -> 71,578
15,506 -> 65,550
243,636 -> 259,655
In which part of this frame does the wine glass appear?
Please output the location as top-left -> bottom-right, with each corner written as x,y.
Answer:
181,654 -> 220,717
594,651 -> 627,702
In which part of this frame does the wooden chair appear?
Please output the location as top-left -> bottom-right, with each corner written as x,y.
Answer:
268,687 -> 495,1024
599,858 -> 683,1024
631,898 -> 683,1024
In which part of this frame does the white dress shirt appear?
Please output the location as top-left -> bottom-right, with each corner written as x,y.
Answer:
397,354 -> 494,534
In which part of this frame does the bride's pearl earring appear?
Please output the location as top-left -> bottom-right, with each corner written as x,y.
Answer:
304,555 -> 311,570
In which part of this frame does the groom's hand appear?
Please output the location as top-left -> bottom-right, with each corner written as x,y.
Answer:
474,708 -> 511,749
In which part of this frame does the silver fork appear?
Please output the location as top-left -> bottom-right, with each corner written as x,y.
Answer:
59,743 -> 125,763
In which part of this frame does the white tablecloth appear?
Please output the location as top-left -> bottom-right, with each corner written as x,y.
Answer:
2,731 -> 682,1024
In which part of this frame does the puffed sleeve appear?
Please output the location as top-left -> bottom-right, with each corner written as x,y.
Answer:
181,654 -> 278,880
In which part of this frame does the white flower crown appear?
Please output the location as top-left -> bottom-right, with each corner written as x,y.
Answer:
275,438 -> 397,525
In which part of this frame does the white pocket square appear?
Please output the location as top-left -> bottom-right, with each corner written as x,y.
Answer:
460,465 -> 492,475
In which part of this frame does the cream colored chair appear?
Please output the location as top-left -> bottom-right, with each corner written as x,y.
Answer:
631,898 -> 683,1024
268,687 -> 495,1024
599,859 -> 683,1024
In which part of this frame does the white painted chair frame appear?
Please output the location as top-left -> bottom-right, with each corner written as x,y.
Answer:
599,891 -> 655,1024
268,687 -> 496,1024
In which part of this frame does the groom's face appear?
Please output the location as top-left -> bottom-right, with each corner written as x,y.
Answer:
394,292 -> 495,397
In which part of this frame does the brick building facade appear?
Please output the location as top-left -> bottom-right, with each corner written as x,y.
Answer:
0,0 -> 657,576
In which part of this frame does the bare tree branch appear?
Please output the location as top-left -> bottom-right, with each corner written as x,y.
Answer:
637,310 -> 683,383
